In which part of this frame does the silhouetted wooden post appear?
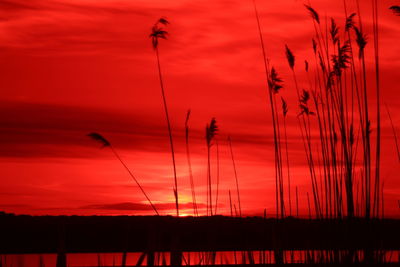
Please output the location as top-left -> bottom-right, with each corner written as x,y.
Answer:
56,221 -> 66,267
170,251 -> 182,267
56,252 -> 67,266
147,252 -> 155,267
121,222 -> 130,267
170,230 -> 182,266
273,222 -> 284,265
147,226 -> 156,267
121,252 -> 127,267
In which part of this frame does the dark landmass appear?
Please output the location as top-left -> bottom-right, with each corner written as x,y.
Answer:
1,212 -> 399,254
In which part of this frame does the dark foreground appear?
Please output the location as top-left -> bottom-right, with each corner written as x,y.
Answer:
0,213 -> 399,266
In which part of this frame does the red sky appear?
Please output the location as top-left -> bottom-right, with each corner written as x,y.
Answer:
0,0 -> 399,217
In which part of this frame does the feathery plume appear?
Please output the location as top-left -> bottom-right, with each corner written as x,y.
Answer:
345,13 -> 357,31
149,18 -> 169,49
281,97 -> 288,117
332,41 -> 351,76
285,45 -> 295,70
268,67 -> 283,94
300,89 -> 310,104
206,118 -> 218,147
87,132 -> 110,147
299,90 -> 315,116
158,17 -> 169,25
353,26 -> 367,58
304,5 -> 320,24
330,18 -> 339,45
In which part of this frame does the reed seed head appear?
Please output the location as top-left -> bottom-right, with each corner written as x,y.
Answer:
268,67 -> 283,94
87,132 -> 111,148
330,18 -> 339,45
150,18 -> 169,49
345,13 -> 357,31
206,118 -> 218,147
281,97 -> 288,117
304,5 -> 320,24
353,26 -> 367,59
285,45 -> 295,70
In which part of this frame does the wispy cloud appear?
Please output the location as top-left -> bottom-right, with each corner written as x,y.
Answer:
81,201 -> 205,211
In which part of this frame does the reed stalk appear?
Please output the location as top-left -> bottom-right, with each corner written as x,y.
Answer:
150,18 -> 179,216
206,118 -> 218,216
252,0 -> 285,218
185,110 -> 198,216
87,132 -> 159,215
214,141 -> 220,215
228,136 -> 242,217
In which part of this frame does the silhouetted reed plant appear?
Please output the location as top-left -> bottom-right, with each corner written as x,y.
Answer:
87,133 -> 159,215
252,0 -> 286,218
205,118 -> 218,216
85,2 -> 390,222
252,0 -> 385,219
228,136 -> 242,217
150,18 -> 180,216
185,110 -> 199,216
